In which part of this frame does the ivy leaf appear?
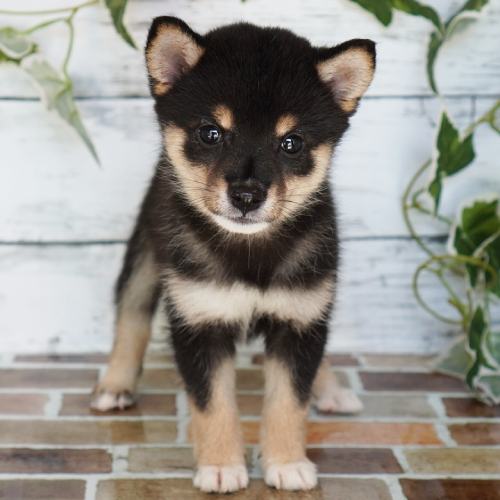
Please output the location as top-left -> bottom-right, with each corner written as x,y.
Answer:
476,375 -> 500,404
453,199 -> 500,294
392,0 -> 443,31
105,0 -> 136,49
22,56 -> 99,164
469,305 -> 486,351
428,112 -> 475,212
0,27 -> 36,60
349,0 -> 394,26
435,337 -> 473,379
426,31 -> 443,95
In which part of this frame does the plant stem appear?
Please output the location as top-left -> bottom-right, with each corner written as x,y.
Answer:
0,0 -> 98,16
62,10 -> 77,80
22,17 -> 66,35
402,159 -> 436,257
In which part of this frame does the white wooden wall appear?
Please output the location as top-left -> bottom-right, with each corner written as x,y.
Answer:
1,0 -> 499,354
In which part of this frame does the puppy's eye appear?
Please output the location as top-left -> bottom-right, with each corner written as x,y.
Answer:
198,125 -> 222,145
281,134 -> 303,154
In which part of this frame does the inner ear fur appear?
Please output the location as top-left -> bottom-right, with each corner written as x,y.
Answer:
145,16 -> 204,96
316,39 -> 376,114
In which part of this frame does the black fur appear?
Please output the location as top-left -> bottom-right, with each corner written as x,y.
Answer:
116,18 -> 374,410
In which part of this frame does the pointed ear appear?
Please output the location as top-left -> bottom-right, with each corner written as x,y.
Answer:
145,16 -> 204,97
316,39 -> 376,114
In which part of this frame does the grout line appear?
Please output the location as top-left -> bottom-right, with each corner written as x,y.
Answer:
392,447 -> 411,474
43,390 -> 63,418
85,477 -> 99,500
343,367 -> 364,393
111,445 -> 130,474
385,475 -> 408,500
428,394 -> 457,446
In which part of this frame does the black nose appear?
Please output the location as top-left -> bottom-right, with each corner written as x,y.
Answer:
230,186 -> 265,216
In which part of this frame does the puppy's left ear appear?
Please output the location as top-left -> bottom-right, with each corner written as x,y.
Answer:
145,16 -> 204,97
316,39 -> 376,114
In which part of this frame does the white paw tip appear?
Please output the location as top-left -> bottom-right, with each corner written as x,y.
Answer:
317,388 -> 364,414
265,460 -> 317,491
194,465 -> 249,493
90,390 -> 135,412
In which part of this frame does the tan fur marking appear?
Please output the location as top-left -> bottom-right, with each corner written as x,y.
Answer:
282,143 -> 333,217
260,358 -> 309,466
164,125 -> 213,218
166,274 -> 334,328
146,25 -> 205,95
213,105 -> 234,130
275,114 -> 297,137
316,48 -> 374,113
94,250 -> 158,398
190,359 -> 245,467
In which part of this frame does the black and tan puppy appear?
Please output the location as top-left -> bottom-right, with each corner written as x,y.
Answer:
91,17 -> 375,492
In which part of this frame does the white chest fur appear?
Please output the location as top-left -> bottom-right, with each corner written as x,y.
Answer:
166,277 -> 334,328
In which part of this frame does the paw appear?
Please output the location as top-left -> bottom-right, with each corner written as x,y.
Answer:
264,460 -> 317,491
90,386 -> 136,411
316,387 -> 363,414
193,465 -> 249,493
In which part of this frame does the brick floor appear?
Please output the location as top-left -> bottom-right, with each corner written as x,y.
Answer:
2,351 -> 500,499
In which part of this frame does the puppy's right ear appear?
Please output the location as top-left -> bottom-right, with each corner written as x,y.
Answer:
145,17 -> 204,97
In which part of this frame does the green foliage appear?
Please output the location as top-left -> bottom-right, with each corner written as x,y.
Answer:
428,112 -> 475,212
104,0 -> 136,49
352,0 -> 499,403
0,0 -> 136,164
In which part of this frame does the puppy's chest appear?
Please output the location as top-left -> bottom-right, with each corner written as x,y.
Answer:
166,276 -> 334,329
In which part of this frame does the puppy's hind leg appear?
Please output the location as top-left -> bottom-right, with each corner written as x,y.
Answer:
91,234 -> 158,411
312,356 -> 363,414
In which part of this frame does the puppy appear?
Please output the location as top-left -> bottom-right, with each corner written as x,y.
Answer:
91,17 -> 375,492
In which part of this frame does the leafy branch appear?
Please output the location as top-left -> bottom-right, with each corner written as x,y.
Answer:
350,0 -> 500,403
0,0 -> 136,164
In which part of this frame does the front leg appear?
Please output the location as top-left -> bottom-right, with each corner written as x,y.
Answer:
260,319 -> 328,491
171,321 -> 248,493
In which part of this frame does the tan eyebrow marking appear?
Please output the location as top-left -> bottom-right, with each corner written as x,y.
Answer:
275,114 -> 298,137
212,104 -> 234,130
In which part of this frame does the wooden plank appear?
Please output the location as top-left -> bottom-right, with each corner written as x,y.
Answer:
0,239 -> 457,354
0,0 -> 499,98
1,97 -> 499,241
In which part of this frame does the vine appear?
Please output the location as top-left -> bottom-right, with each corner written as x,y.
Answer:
349,0 -> 500,403
0,0 -> 135,164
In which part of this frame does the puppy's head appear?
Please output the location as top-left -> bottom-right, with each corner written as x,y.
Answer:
146,17 -> 375,235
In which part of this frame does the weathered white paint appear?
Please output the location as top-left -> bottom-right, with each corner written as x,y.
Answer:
1,98 -> 499,241
0,0 -> 499,97
0,0 -> 499,355
0,240 -> 460,354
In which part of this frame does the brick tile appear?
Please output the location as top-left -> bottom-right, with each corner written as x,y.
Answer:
406,448 -> 500,474
236,369 -> 265,390
0,480 -> 85,499
237,394 -> 263,415
354,395 -> 437,419
443,397 -> 500,418
252,354 -> 359,366
60,393 -> 176,416
138,369 -> 182,389
363,354 -> 434,367
238,422 -> 441,445
143,353 -> 175,364
0,394 -> 49,415
0,369 -> 98,388
307,448 -> 402,473
128,447 -> 253,473
15,354 -> 108,363
0,448 -> 111,473
97,478 -> 391,500
401,479 -> 500,500
0,420 -> 176,445
449,423 -> 500,445
359,372 -> 465,392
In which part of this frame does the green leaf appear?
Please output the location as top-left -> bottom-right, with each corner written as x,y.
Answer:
453,199 -> 500,293
348,0 -> 394,26
447,0 -> 489,28
105,0 -> 136,49
0,27 -> 36,60
469,305 -> 486,350
428,112 -> 475,212
393,0 -> 443,31
22,56 -> 99,164
426,31 -> 443,96
435,337 -> 473,379
487,332 -> 500,366
476,375 -> 500,404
